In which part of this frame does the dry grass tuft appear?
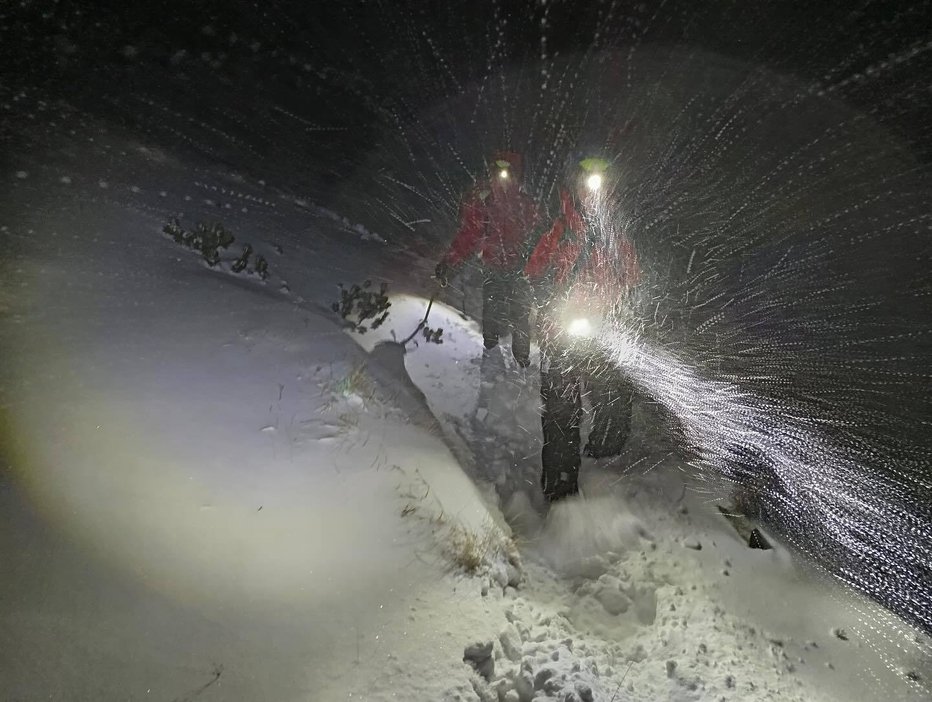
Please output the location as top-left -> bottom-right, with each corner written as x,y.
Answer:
394,468 -> 519,576
336,362 -> 373,398
448,524 -> 498,574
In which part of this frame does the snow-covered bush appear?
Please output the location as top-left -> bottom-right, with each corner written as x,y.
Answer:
332,280 -> 391,333
253,254 -> 269,280
231,243 -> 252,273
163,217 -> 234,266
163,218 -> 271,279
332,281 -> 445,344
421,324 -> 444,344
163,217 -> 186,245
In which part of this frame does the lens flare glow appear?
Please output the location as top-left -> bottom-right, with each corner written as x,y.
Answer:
586,173 -> 602,191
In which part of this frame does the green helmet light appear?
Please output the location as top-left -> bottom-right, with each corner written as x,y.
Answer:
579,157 -> 609,192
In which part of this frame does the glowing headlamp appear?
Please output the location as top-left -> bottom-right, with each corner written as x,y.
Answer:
566,317 -> 594,337
495,159 -> 512,182
579,157 -> 609,193
560,284 -> 605,340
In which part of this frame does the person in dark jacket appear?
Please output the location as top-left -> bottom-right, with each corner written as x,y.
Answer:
525,157 -> 641,501
435,152 -> 540,367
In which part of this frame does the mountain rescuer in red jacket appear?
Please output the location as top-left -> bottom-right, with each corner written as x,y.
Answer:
525,156 -> 641,501
435,152 -> 540,367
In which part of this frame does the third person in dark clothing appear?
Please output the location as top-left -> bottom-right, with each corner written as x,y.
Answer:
525,157 -> 641,501
435,151 -> 540,367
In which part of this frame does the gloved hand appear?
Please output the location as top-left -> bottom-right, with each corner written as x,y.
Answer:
434,261 -> 450,287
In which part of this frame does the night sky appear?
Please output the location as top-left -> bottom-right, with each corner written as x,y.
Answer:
3,2 -> 931,183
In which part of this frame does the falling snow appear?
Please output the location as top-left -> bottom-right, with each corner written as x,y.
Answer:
1,2 -> 930,701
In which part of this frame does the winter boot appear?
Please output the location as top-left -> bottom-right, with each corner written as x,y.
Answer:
542,470 -> 579,502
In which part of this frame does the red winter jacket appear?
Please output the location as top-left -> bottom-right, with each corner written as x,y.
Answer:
441,183 -> 540,272
525,188 -> 640,297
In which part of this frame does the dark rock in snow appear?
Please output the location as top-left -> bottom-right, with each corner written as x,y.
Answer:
533,666 -> 556,689
463,640 -> 495,681
464,641 -> 494,661
748,528 -> 772,550
574,682 -> 594,702
513,668 -> 534,700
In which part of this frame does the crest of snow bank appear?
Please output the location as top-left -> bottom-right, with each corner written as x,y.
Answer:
293,200 -> 388,242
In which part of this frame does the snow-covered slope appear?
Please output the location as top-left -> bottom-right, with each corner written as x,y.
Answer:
356,290 -> 932,702
1,104 -> 929,702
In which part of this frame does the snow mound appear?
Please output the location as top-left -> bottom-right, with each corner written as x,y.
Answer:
535,494 -> 650,579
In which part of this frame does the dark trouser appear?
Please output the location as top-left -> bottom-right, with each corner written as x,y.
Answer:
482,271 -> 531,364
540,346 -> 633,500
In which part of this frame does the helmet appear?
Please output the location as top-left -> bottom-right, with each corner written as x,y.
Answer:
490,150 -> 522,183
577,157 -> 610,193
